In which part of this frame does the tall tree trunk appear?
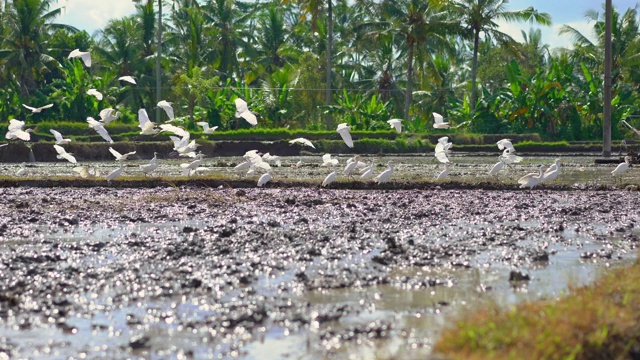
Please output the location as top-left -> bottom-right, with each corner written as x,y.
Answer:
603,0 -> 612,156
325,0 -> 333,127
403,42 -> 414,120
156,0 -> 163,122
470,28 -> 480,113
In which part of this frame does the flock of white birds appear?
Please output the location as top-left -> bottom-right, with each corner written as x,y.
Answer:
3,48 -> 636,187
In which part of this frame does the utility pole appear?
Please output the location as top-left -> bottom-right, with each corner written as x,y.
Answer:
603,0 -> 612,156
325,0 -> 333,128
156,0 -> 163,122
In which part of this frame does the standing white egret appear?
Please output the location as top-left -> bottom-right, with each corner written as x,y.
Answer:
322,166 -> 338,187
235,98 -> 257,126
196,122 -> 218,134
106,163 -> 124,182
343,155 -> 361,178
289,137 -> 315,149
518,165 -> 545,189
541,159 -> 562,183
337,123 -> 354,148
50,129 -> 71,145
87,117 -> 113,143
612,156 -> 631,181
22,103 -> 53,113
488,158 -> 506,178
180,152 -> 204,176
257,171 -> 272,187
140,153 -> 159,176
436,162 -> 451,180
387,119 -> 402,133
87,89 -> 103,101
432,112 -> 450,129
109,147 -> 136,161
99,108 -> 120,124
68,49 -> 91,67
360,162 -> 375,180
157,100 -> 175,120
53,145 -> 77,164
374,162 -> 395,184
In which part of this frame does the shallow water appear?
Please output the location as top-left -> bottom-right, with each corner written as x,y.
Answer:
3,152 -> 637,186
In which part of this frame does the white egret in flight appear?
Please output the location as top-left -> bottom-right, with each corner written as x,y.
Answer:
53,145 -> 77,164
109,147 -> 136,161
87,89 -> 103,101
68,49 -> 91,67
337,123 -> 354,148
87,117 -> 113,143
157,100 -> 174,120
50,129 -> 71,145
432,112 -> 450,129
118,76 -> 137,84
235,98 -> 257,126
289,137 -> 315,149
387,119 -> 402,133
22,103 -> 53,113
138,109 -> 159,135
197,122 -> 218,134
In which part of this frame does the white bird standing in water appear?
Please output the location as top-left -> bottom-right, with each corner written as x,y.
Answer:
518,165 -> 545,189
257,171 -> 272,187
106,163 -> 124,182
343,155 -> 362,178
322,166 -> 338,187
337,123 -> 354,148
612,156 -> 631,181
436,162 -> 451,180
140,152 -> 159,176
488,158 -> 506,178
180,152 -> 204,176
374,162 -> 395,184
541,159 -> 562,183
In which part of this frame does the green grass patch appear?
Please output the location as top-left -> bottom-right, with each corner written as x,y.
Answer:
434,257 -> 640,360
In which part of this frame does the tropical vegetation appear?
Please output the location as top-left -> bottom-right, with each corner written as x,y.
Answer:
1,0 -> 640,141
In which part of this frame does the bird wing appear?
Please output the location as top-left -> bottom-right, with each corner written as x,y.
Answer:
22,104 -> 36,112
50,129 -> 63,142
433,112 -> 444,124
338,129 -> 354,148
322,154 -> 333,164
109,147 -> 122,159
138,109 -> 151,127
8,119 -> 25,131
53,144 -> 66,155
87,89 -> 103,100
434,151 -> 450,163
235,98 -> 249,115
159,124 -> 189,138
196,122 -> 210,131
118,76 -> 136,84
158,101 -> 174,119
94,126 -> 113,143
240,111 -> 257,126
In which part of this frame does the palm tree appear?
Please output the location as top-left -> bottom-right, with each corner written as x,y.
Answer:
0,0 -> 78,97
560,5 -> 640,87
452,0 -> 551,112
363,0 -> 456,120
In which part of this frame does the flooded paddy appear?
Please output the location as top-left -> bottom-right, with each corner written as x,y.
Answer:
0,182 -> 638,358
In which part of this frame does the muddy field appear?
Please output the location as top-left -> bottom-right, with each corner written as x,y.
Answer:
0,185 -> 638,359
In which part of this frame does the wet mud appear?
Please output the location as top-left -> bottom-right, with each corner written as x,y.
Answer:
0,187 -> 638,358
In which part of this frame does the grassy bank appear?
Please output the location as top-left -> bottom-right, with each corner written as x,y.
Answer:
434,258 -> 640,360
